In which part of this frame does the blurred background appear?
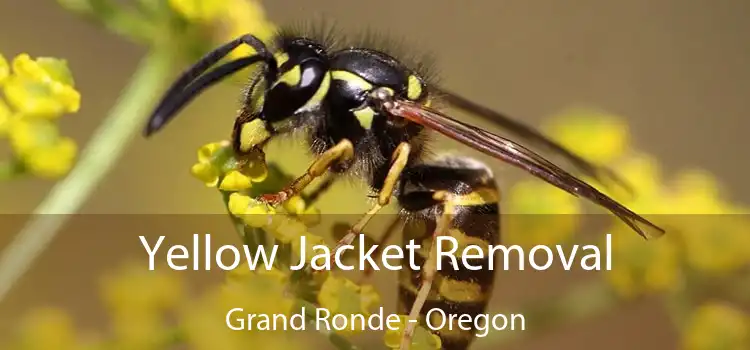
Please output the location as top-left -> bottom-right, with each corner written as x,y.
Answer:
0,0 -> 748,349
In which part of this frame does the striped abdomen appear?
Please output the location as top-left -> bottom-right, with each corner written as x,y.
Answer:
397,157 -> 500,350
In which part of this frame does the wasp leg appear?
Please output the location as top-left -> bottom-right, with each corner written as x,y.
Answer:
400,191 -> 456,350
260,139 -> 354,205
329,142 -> 411,253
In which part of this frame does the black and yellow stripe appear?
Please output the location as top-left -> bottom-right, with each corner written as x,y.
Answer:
397,157 -> 500,350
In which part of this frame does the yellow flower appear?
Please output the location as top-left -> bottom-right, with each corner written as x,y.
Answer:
100,263 -> 184,316
384,315 -> 442,350
191,141 -> 228,186
544,108 -> 631,164
291,232 -> 327,265
683,302 -> 749,350
227,192 -> 277,227
505,179 -> 582,247
15,308 -> 81,350
669,169 -> 729,214
603,226 -> 681,298
219,169 -> 253,191
271,216 -> 309,243
99,264 -> 185,348
646,169 -> 750,273
190,141 -> 268,189
4,54 -> 80,118
24,137 -> 77,178
0,54 -> 8,85
317,275 -> 382,336
679,214 -> 750,273
283,195 -> 307,215
0,98 -> 12,135
191,162 -> 220,186
7,118 -> 78,178
220,0 -> 277,59
603,153 -> 665,207
168,0 -> 227,23
182,269 -> 297,350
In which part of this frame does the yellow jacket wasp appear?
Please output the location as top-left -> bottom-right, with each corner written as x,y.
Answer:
144,24 -> 665,350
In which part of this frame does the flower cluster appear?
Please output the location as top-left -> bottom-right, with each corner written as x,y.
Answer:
531,107 -> 750,349
186,137 -> 442,348
0,53 -> 80,179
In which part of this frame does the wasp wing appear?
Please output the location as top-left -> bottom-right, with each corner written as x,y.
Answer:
433,87 -> 633,195
383,98 -> 665,239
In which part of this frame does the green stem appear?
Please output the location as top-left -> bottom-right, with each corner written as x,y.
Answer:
0,50 -> 174,303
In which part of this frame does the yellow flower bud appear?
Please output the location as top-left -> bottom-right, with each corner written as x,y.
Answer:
168,0 -> 227,23
3,75 -> 80,118
24,137 -> 77,178
190,162 -> 219,187
8,113 -> 62,156
12,54 -> 75,85
4,54 -> 80,117
505,179 -> 581,247
239,204 -> 274,228
18,308 -> 79,349
603,227 -> 681,298
291,233 -> 326,266
197,141 -> 226,163
222,0 -> 277,60
683,302 -> 748,350
544,108 -> 630,164
298,206 -> 322,226
282,195 -> 307,215
219,170 -> 252,191
0,98 -> 12,135
227,193 -> 252,216
101,263 -> 184,319
272,217 -> 308,243
317,275 -> 382,336
0,54 -> 8,85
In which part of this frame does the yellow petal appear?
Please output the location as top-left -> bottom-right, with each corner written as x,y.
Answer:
240,204 -> 274,228
282,195 -> 306,215
291,233 -> 326,266
19,308 -> 78,349
190,162 -> 219,187
684,302 -> 748,350
0,54 -> 8,85
544,108 -> 631,164
227,193 -> 252,216
222,0 -> 277,60
3,75 -> 80,118
168,0 -> 226,23
0,98 -> 12,135
196,141 -> 226,163
24,137 -> 78,178
272,217 -> 308,243
219,170 -> 252,191
8,118 -> 61,156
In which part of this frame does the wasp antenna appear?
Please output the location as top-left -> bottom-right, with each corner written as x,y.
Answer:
144,56 -> 268,136
144,34 -> 277,137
